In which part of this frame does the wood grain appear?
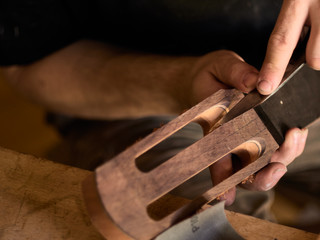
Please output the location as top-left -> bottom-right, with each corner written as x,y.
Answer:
85,89 -> 280,239
226,211 -> 318,240
0,146 -> 318,240
0,147 -> 103,240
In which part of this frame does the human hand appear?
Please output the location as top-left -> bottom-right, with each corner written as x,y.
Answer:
190,50 -> 308,206
257,0 -> 320,95
190,50 -> 259,105
209,128 -> 308,206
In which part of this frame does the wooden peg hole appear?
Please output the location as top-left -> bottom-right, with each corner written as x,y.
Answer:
146,138 -> 266,221
135,105 -> 227,172
231,138 -> 266,173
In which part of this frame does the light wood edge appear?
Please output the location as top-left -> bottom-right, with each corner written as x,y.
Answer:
226,210 -> 319,240
82,173 -> 133,240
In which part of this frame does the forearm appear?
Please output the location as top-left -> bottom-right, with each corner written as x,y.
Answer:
2,40 -> 197,119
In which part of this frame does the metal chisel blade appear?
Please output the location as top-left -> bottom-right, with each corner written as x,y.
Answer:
254,64 -> 320,145
220,60 -> 306,126
220,42 -> 307,126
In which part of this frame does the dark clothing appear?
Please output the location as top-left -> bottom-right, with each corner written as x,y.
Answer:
1,0 -> 282,66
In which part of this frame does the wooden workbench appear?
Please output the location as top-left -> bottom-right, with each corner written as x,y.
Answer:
0,146 -> 318,240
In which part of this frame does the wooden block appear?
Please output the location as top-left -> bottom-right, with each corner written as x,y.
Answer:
0,146 -> 318,239
0,146 -> 104,240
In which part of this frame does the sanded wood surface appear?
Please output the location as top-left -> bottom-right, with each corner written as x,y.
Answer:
0,146 -> 318,240
0,146 -> 103,240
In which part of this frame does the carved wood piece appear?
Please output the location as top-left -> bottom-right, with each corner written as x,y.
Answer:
84,64 -> 320,238
84,89 -> 280,239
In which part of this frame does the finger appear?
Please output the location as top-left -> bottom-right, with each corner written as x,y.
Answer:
306,5 -> 320,70
241,128 -> 308,191
192,50 -> 259,103
242,162 -> 287,191
270,128 -> 308,166
216,187 -> 236,206
257,0 -> 309,95
212,50 -> 259,93
209,154 -> 236,205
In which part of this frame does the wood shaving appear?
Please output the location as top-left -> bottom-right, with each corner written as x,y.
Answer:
241,174 -> 255,184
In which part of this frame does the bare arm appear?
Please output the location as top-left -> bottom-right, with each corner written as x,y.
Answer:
2,40 -> 197,119
2,40 -> 257,119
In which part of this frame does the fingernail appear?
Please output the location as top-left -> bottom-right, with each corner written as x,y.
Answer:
301,128 -> 309,138
273,167 -> 287,178
293,130 -> 302,144
309,57 -> 320,71
300,128 -> 309,144
294,128 -> 308,144
264,167 -> 287,190
257,80 -> 272,94
243,72 -> 258,89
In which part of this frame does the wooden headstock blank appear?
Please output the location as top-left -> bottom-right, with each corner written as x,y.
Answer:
82,88 -> 279,239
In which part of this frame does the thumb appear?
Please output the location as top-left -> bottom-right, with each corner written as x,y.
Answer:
210,50 -> 259,93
